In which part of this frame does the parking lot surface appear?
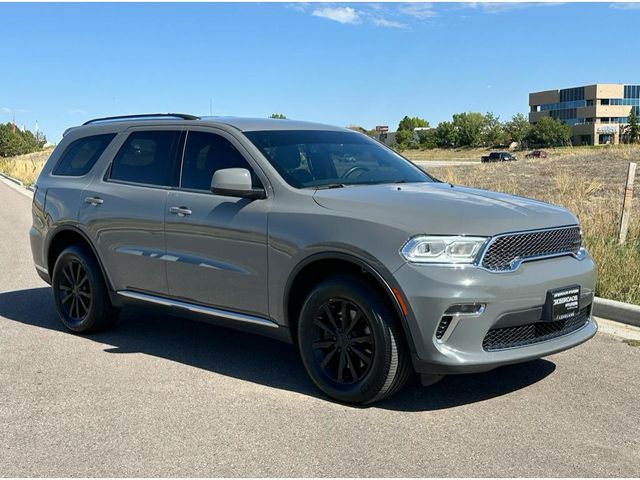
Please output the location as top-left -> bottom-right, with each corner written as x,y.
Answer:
0,179 -> 638,477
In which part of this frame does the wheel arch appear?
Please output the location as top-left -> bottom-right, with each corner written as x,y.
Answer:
283,251 -> 417,353
46,225 -> 114,292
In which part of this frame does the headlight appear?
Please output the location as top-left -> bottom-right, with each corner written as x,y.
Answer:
400,235 -> 488,264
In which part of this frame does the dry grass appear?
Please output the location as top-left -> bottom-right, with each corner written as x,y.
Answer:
403,148 -> 487,161
402,143 -> 630,162
0,147 -> 54,186
427,145 -> 640,305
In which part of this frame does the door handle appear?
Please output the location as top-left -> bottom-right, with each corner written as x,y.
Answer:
84,196 -> 104,206
169,206 -> 192,217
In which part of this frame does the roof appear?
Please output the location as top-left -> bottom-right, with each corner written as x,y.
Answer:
68,114 -> 350,136
202,117 -> 349,132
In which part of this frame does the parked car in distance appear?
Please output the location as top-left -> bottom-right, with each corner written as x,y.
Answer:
30,114 -> 597,404
481,151 -> 517,163
525,150 -> 548,159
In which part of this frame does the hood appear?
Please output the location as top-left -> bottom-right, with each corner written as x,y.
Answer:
312,182 -> 578,236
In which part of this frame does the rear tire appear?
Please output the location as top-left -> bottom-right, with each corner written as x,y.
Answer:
51,245 -> 117,333
297,274 -> 411,405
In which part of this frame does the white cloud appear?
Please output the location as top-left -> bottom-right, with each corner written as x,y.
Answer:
399,3 -> 437,19
1,106 -> 30,114
312,6 -> 361,24
296,3 -> 437,29
609,2 -> 640,9
285,2 -> 308,12
463,2 -> 565,14
371,17 -> 408,29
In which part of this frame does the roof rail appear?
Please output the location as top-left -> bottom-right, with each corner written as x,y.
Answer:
82,113 -> 200,126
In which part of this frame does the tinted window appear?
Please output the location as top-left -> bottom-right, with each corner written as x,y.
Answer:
245,130 -> 432,189
53,134 -> 116,176
181,131 -> 255,191
110,131 -> 180,186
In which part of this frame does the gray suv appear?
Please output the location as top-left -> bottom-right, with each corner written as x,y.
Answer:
30,114 -> 597,404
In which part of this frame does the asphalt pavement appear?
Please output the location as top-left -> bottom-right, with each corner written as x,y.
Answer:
0,178 -> 638,477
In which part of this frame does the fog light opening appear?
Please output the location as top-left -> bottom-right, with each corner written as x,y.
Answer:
444,303 -> 486,316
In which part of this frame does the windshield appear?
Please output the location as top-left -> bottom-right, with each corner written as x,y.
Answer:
244,130 -> 433,188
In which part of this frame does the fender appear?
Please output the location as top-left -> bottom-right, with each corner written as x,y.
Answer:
45,224 -> 116,293
283,250 -> 418,353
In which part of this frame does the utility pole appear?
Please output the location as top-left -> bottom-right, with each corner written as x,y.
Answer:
619,162 -> 637,244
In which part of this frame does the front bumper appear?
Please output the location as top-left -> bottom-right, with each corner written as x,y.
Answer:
394,254 -> 597,375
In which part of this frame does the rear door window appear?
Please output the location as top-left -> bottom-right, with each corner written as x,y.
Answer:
109,131 -> 181,187
53,134 -> 116,176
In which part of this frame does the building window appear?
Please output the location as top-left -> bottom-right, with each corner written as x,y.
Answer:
624,85 -> 640,98
540,100 -> 586,111
599,134 -> 613,145
550,108 -> 577,122
586,99 -> 594,106
560,87 -> 585,102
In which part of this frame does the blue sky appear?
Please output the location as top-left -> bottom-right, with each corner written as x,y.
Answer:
1,2 -> 640,142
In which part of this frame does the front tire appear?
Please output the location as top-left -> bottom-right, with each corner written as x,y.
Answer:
51,245 -> 117,333
297,275 -> 411,405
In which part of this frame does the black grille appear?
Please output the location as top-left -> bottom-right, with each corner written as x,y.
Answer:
481,226 -> 582,271
435,316 -> 453,340
483,307 -> 590,351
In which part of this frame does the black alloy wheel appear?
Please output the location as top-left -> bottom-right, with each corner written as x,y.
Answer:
297,274 -> 411,405
52,245 -> 117,333
57,260 -> 92,323
312,298 -> 375,385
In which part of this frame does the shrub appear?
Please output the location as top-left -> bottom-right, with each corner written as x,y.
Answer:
0,123 -> 46,157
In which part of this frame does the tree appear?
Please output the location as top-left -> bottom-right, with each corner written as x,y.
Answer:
434,121 -> 457,148
624,109 -> 640,144
0,123 -> 45,157
269,113 -> 287,119
394,129 -> 415,150
482,112 -> 507,147
526,117 -> 571,147
417,129 -> 437,149
505,113 -> 532,148
394,116 -> 429,150
451,112 -> 486,147
397,115 -> 429,132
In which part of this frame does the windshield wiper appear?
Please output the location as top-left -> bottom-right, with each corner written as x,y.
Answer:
314,183 -> 346,190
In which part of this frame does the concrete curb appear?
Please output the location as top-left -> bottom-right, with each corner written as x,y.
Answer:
0,172 -> 33,198
0,171 -> 24,186
593,297 -> 640,327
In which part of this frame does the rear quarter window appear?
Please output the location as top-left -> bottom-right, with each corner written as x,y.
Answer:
53,133 -> 116,176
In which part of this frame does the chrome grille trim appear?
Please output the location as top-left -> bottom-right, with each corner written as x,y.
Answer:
477,225 -> 584,272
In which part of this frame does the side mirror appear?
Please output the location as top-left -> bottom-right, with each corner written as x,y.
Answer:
211,168 -> 265,200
